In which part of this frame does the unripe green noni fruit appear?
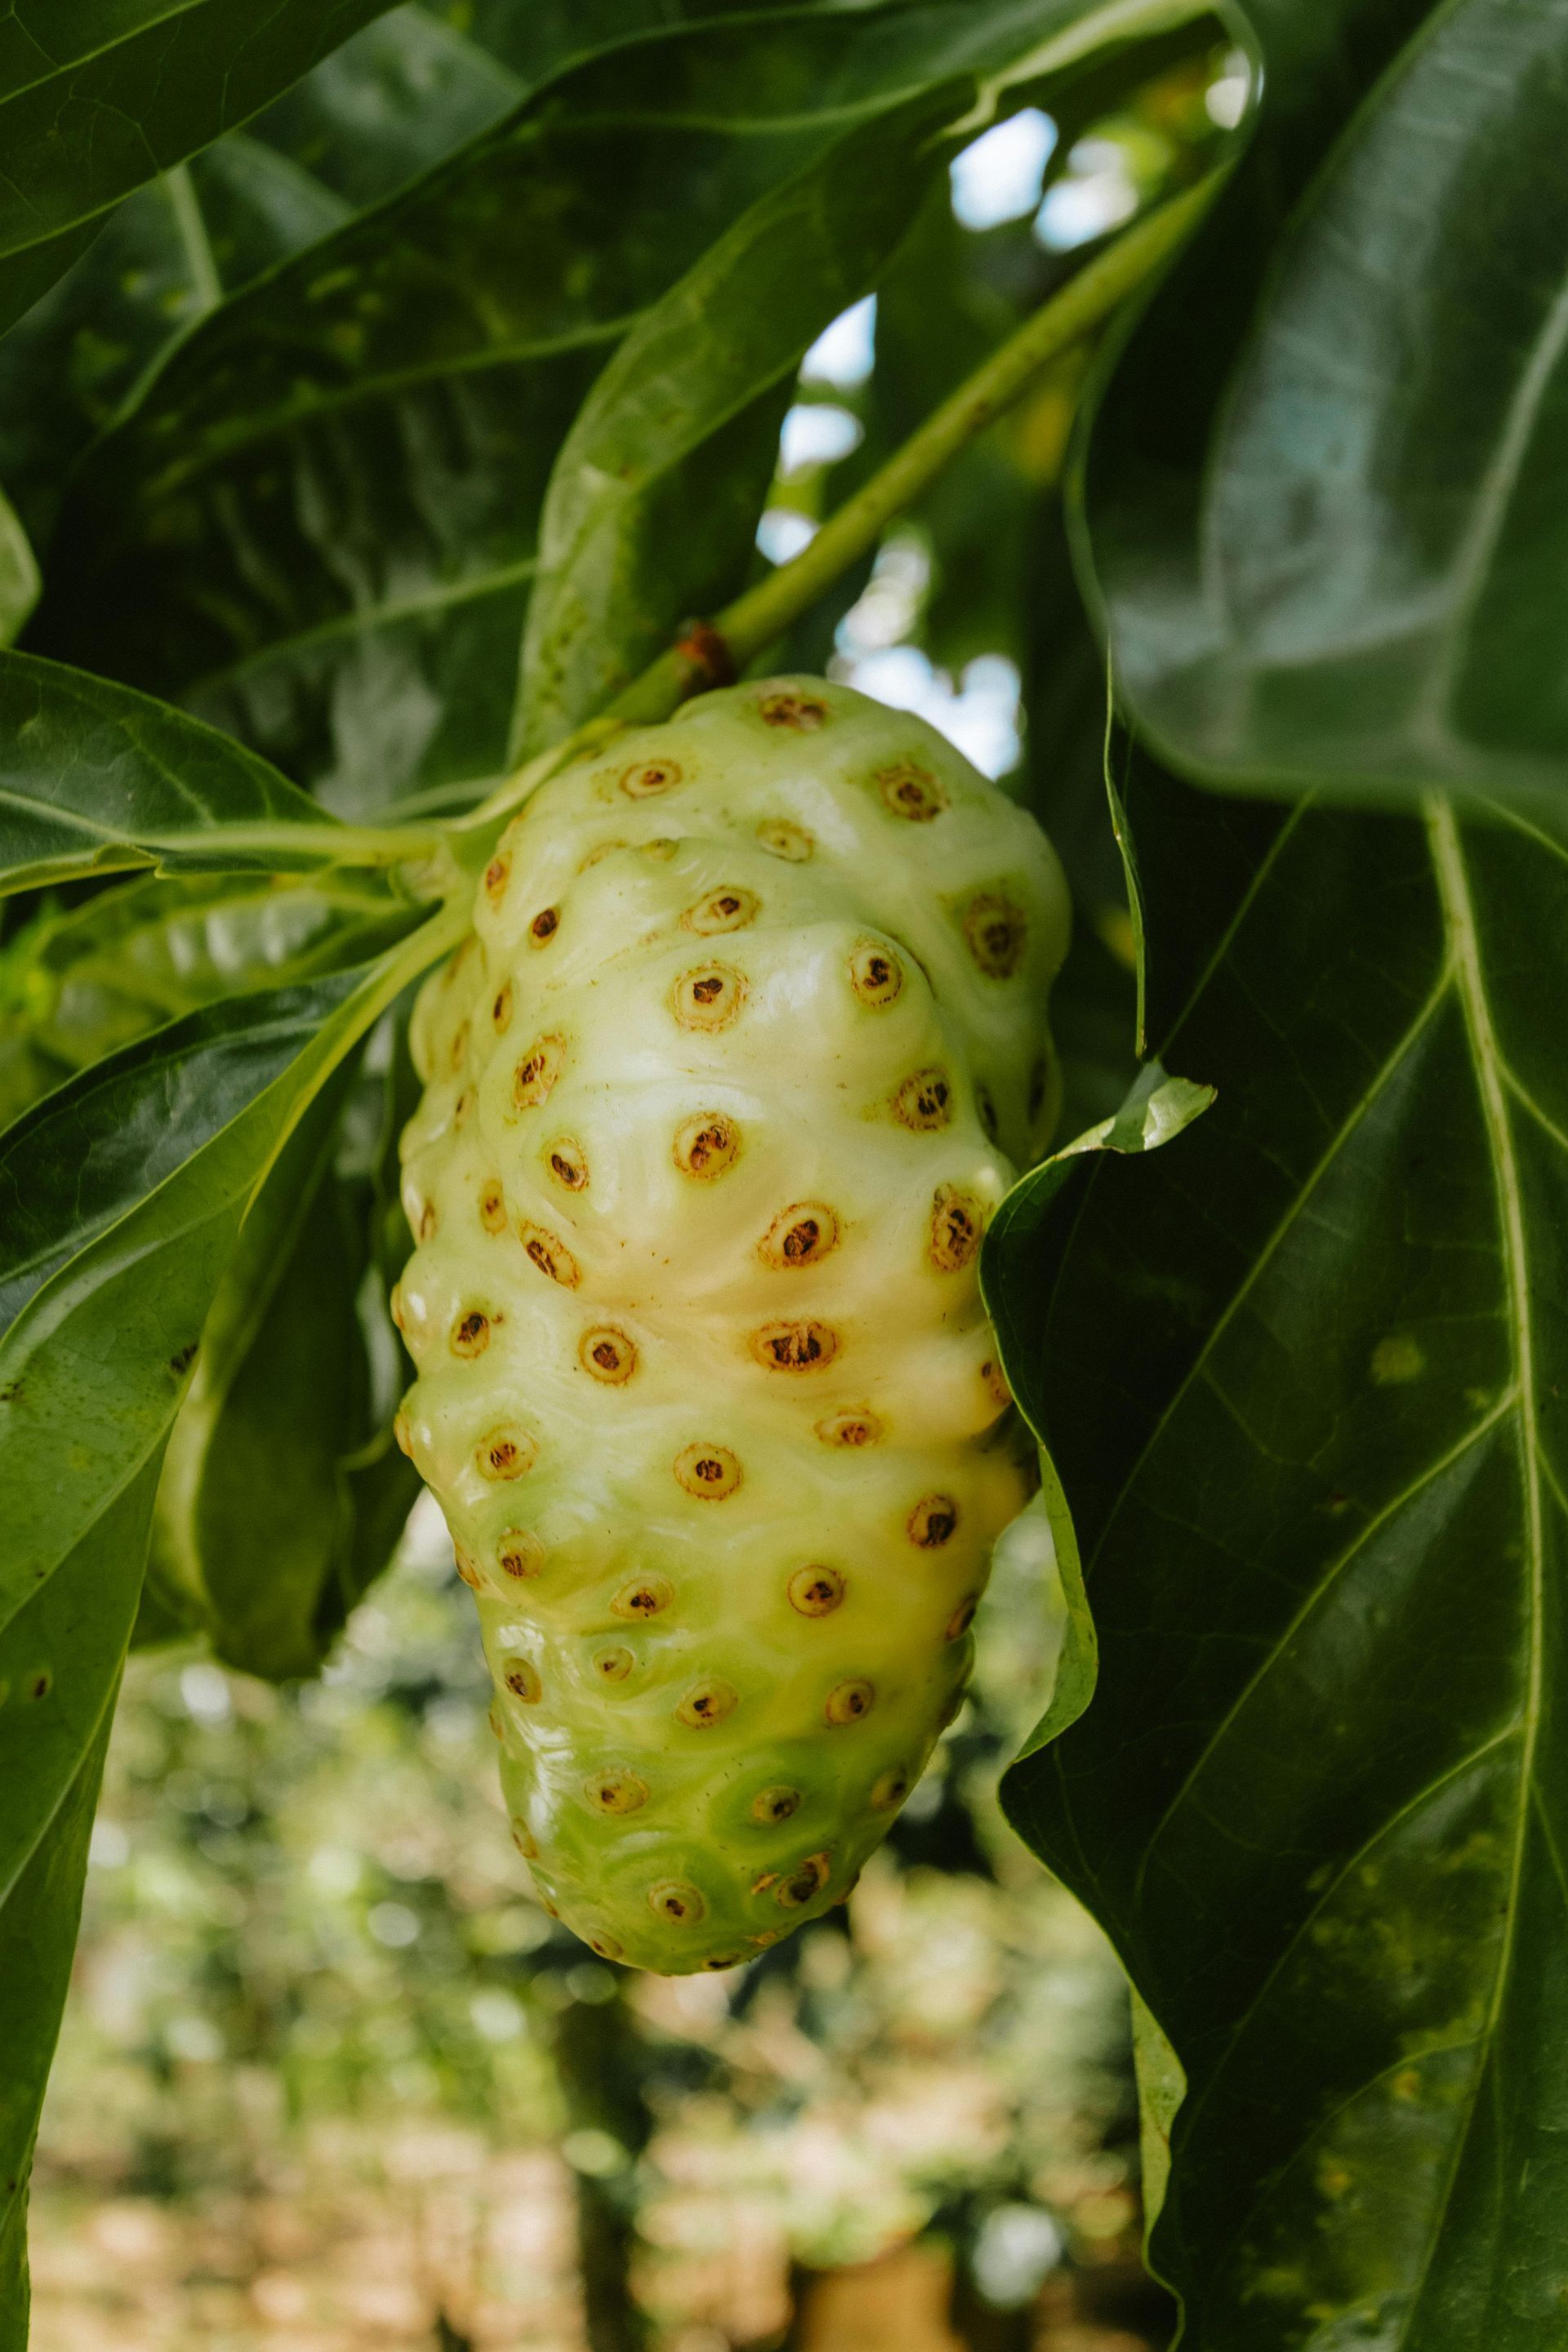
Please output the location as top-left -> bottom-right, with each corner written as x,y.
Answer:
395,677 -> 1068,1971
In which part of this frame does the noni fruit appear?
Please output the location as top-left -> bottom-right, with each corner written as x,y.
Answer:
394,677 -> 1068,1972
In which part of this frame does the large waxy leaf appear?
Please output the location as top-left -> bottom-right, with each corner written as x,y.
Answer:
29,0 -> 1212,816
0,1687 -> 121,2351
517,87 -> 960,751
0,650 -> 413,896
993,761 -> 1568,2346
0,0 -> 404,335
1089,0 -> 1568,815
0,8 -> 529,557
0,869 -> 420,1127
151,1039 -> 416,1678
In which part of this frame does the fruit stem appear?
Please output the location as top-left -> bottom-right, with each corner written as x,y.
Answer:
460,178 -> 1212,836
609,178 -> 1214,724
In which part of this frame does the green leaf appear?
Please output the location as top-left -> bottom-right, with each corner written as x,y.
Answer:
995,766 -> 1568,2346
0,982 -> 363,1330
0,868 -> 421,1124
0,486 -> 38,648
0,0 -> 404,334
1091,0 -> 1568,814
30,0 -> 1203,814
152,1058 -> 382,1677
517,87 -> 964,751
0,904 -> 456,1634
0,649 -> 416,897
0,1682 -> 122,2351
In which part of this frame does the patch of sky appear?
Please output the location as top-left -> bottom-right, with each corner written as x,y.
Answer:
950,109 -> 1058,229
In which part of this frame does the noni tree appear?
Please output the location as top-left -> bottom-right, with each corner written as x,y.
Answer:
2,2 -> 1564,2347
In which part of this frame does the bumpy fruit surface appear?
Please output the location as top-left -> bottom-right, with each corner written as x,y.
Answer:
395,677 -> 1068,1971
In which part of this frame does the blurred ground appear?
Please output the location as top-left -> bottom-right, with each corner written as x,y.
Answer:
29,1499 -> 1171,2352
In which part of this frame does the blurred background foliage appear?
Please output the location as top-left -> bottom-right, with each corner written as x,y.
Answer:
16,14 -> 1239,2344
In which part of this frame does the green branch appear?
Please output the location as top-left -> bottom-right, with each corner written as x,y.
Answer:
457,180 -> 1213,840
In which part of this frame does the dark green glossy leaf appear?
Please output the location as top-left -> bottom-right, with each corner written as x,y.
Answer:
0,1682 -> 122,2351
1094,0 -> 1568,813
0,981 -> 363,1332
0,906 -> 454,1632
518,86 -> 961,751
152,1059 -> 391,1679
0,487 -> 37,648
30,0 -> 1195,815
0,9 -> 529,557
0,869 -> 420,1125
996,768 -> 1568,2347
0,650 -> 358,896
0,0 -> 403,334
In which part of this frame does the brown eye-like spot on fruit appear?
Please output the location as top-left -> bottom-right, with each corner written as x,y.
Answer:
621,758 -> 684,799
947,1594 -> 980,1641
590,1934 -> 625,1959
28,1669 -> 51,1702
907,1494 -> 959,1548
976,1085 -> 1000,1142
929,1184 -> 984,1272
648,1880 -> 706,1925
759,1202 -> 838,1270
893,1068 -> 951,1131
981,1359 -> 1012,1411
478,1428 -> 537,1481
788,1566 -> 844,1618
519,1223 -> 580,1289
677,1678 -> 738,1730
674,1443 -> 742,1500
479,1181 -> 508,1234
759,688 -> 826,731
775,1852 -> 831,1908
483,851 -> 512,903
586,1771 -> 648,1815
498,1529 -> 544,1580
612,1575 -> 671,1622
449,1020 -> 470,1074
751,1320 -> 839,1374
757,817 -> 814,862
529,906 -> 560,947
826,1680 -> 874,1726
546,1138 -> 589,1192
455,1087 -> 476,1129
492,982 -> 513,1033
452,1307 -> 495,1358
870,1766 -> 910,1812
674,1113 -> 740,1180
505,1661 -> 542,1704
394,1410 -> 414,1459
454,1546 -> 483,1590
683,885 -> 760,936
814,1408 -> 883,1449
593,1646 -> 634,1684
673,963 -> 746,1032
581,1325 -> 636,1384
703,1952 -> 744,1971
849,940 -> 904,1009
512,1822 -> 538,1858
751,1786 -> 801,1826
640,836 -> 678,862
963,891 -> 1029,978
389,1284 -> 408,1334
416,1200 -> 438,1243
877,761 -> 948,822
514,1032 -> 567,1110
